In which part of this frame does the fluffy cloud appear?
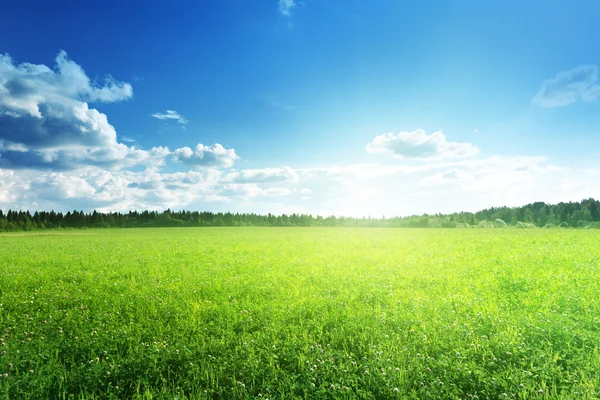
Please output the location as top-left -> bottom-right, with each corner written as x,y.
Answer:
533,65 -> 600,107
0,52 -> 237,171
1,52 -> 597,217
152,110 -> 187,125
172,144 -> 238,169
0,51 -> 151,169
0,51 -> 132,111
366,129 -> 479,160
278,0 -> 297,16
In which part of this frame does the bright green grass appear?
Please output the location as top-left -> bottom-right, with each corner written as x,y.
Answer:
0,228 -> 599,399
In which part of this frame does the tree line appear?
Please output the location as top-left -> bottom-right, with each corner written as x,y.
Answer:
1,198 -> 600,232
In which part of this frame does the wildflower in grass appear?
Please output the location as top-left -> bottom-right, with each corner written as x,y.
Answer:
29,370 -> 34,374
394,387 -> 399,392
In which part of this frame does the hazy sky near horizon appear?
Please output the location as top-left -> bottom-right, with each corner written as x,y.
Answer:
1,0 -> 600,217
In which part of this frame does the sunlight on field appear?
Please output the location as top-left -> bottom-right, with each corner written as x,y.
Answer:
0,228 -> 599,399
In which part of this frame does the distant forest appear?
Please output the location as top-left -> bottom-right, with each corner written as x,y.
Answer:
1,198 -> 600,231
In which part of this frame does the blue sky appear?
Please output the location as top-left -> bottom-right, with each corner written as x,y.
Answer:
1,0 -> 600,216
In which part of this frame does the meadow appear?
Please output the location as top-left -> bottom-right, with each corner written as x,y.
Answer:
0,228 -> 598,399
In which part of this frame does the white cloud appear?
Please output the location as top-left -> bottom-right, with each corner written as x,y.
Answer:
219,183 -> 292,200
223,166 -> 298,183
278,0 -> 297,16
0,51 -> 132,114
1,54 -> 599,217
1,152 -> 598,218
533,65 -> 600,107
29,173 -> 96,200
172,144 -> 238,169
0,51 -> 163,170
0,52 -> 238,172
152,110 -> 188,125
366,129 -> 479,160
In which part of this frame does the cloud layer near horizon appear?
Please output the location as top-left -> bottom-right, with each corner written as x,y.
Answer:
0,52 -> 598,217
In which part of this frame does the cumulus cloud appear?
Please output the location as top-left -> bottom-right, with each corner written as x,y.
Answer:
152,110 -> 187,125
0,51 -> 152,169
366,129 -> 479,160
172,144 -> 238,169
1,53 -> 598,216
0,51 -> 132,114
29,173 -> 96,200
0,51 -> 238,171
533,65 -> 600,107
278,0 -> 297,16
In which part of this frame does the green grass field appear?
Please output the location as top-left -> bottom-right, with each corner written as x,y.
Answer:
0,228 -> 599,399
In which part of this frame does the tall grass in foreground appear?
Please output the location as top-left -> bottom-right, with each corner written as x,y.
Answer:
0,228 -> 599,399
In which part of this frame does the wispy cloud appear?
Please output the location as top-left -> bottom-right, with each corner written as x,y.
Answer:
366,129 -> 479,160
278,0 -> 297,16
152,110 -> 188,125
120,136 -> 136,143
533,65 -> 600,107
